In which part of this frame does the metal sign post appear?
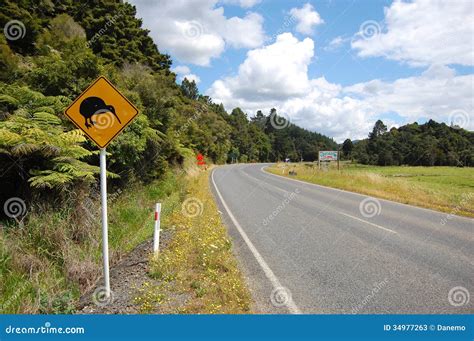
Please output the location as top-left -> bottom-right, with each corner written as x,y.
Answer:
100,148 -> 110,298
64,76 -> 140,297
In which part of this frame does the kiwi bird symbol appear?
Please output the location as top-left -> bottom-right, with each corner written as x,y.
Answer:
79,97 -> 121,129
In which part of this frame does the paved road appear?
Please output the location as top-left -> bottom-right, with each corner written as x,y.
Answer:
211,164 -> 473,314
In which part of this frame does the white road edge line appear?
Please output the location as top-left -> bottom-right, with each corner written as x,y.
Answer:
211,169 -> 302,314
260,166 -> 397,234
338,212 -> 397,234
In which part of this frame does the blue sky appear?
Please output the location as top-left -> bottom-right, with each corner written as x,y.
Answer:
200,0 -> 398,89
130,0 -> 473,141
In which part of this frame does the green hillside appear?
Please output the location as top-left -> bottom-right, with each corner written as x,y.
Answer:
346,120 -> 474,166
0,0 -> 337,209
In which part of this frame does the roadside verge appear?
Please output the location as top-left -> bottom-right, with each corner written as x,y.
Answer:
79,166 -> 252,314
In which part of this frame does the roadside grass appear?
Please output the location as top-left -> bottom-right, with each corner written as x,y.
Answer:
266,163 -> 474,218
0,171 -> 183,314
145,168 -> 252,314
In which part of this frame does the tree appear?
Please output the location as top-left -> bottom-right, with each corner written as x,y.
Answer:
227,108 -> 252,161
369,120 -> 387,140
367,120 -> 388,163
180,78 -> 199,100
251,110 -> 266,129
342,139 -> 353,159
29,24 -> 101,97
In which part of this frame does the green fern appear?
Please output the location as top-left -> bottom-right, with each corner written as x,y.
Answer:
0,94 -> 19,111
33,112 -> 62,125
0,83 -> 114,189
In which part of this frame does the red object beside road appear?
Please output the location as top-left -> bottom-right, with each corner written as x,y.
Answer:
197,153 -> 206,165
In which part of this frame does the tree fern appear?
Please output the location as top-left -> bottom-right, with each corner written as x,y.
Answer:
32,112 -> 62,126
0,83 -> 113,190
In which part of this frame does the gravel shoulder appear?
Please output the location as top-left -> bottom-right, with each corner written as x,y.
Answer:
77,229 -> 173,314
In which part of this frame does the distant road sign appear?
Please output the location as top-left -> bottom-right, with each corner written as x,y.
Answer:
64,76 -> 139,148
319,151 -> 338,161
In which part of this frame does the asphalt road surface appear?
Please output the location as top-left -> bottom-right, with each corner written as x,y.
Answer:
211,164 -> 473,314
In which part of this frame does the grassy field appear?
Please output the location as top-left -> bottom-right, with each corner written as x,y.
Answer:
266,162 -> 474,218
145,167 -> 251,314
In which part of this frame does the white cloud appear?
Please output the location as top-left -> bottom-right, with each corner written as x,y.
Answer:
224,12 -> 265,48
324,35 -> 347,51
172,65 -> 201,84
129,0 -> 266,66
220,0 -> 261,8
208,33 -> 314,103
351,0 -> 474,66
171,65 -> 191,74
289,3 -> 324,35
344,65 -> 473,126
207,34 -> 473,141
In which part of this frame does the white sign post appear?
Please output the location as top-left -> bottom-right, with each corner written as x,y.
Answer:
64,77 -> 140,299
153,203 -> 162,253
99,148 -> 111,298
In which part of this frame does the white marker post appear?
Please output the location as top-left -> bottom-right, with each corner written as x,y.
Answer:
153,203 -> 162,253
99,148 -> 110,298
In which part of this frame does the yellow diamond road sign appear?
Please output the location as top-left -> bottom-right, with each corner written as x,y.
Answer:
64,76 -> 139,148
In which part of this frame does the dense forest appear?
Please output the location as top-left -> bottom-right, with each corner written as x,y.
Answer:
0,0 -> 336,216
343,120 -> 474,167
